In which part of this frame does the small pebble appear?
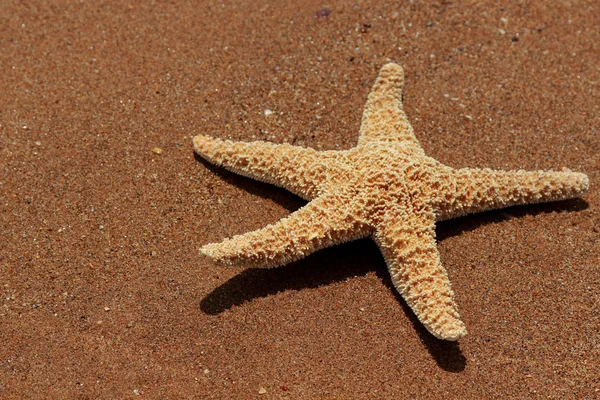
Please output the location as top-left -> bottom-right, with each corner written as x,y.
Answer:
258,387 -> 267,395
152,147 -> 163,154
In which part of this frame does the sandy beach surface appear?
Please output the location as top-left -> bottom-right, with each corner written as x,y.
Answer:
1,1 -> 598,398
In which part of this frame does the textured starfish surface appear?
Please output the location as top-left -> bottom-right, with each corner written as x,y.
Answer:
193,63 -> 589,341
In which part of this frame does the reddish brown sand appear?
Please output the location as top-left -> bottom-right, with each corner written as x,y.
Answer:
1,1 -> 598,398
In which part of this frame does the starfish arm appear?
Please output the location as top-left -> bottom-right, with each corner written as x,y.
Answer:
373,207 -> 467,341
193,135 -> 326,200
437,167 -> 589,220
357,63 -> 422,150
200,193 -> 371,268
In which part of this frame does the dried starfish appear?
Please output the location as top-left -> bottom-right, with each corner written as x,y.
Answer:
193,63 -> 588,340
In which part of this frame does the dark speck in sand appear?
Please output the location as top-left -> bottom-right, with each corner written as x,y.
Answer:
314,8 -> 331,18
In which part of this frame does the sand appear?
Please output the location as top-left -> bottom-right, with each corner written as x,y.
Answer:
1,1 -> 598,398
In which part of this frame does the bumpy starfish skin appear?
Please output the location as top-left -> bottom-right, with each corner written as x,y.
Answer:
194,64 -> 589,340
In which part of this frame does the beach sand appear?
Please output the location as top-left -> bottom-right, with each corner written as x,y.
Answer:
1,1 -> 598,398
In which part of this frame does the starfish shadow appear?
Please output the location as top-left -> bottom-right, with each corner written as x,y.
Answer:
200,239 -> 378,314
200,237 -> 467,371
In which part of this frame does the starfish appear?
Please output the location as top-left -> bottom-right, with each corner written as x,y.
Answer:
193,63 -> 589,340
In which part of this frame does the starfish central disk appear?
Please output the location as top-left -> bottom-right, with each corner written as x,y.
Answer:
193,63 -> 589,341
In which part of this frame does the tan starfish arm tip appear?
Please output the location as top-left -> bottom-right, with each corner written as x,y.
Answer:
358,63 -> 422,150
193,134 -> 325,200
199,193 -> 371,268
375,208 -> 468,340
438,167 -> 589,220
